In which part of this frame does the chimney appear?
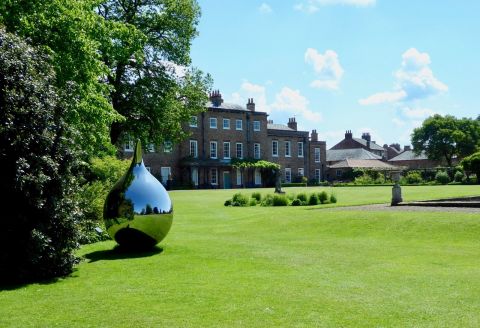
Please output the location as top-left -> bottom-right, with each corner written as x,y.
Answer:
287,117 -> 297,131
383,144 -> 389,149
267,119 -> 273,124
209,89 -> 223,107
311,129 -> 318,142
246,98 -> 255,111
361,133 -> 371,149
404,145 -> 411,151
345,130 -> 353,139
390,143 -> 401,152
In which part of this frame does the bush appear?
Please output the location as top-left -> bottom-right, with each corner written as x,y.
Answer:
232,193 -> 249,206
248,198 -> 258,206
308,193 -> 319,205
224,199 -> 232,206
296,193 -> 308,202
291,199 -> 302,206
454,171 -> 464,183
318,191 -> 328,204
435,171 -> 450,185
272,194 -> 289,206
251,192 -> 262,202
261,194 -> 274,207
330,193 -> 337,203
281,183 -> 307,187
404,171 -> 423,184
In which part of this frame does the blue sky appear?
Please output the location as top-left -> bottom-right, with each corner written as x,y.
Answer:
190,0 -> 480,148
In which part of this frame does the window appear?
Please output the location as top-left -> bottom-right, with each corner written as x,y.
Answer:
236,168 -> 242,185
285,141 -> 291,157
336,169 -> 343,177
236,119 -> 242,130
223,118 -> 230,129
315,147 -> 321,163
124,139 -> 134,152
223,142 -> 231,159
148,143 -> 155,153
255,169 -> 262,185
210,117 -> 217,129
272,140 -> 279,157
298,168 -> 304,177
253,120 -> 260,131
254,143 -> 261,159
163,141 -> 172,153
189,140 -> 198,158
315,169 -> 321,182
160,167 -> 171,184
192,168 -> 198,186
190,116 -> 198,127
210,141 -> 217,159
285,168 -> 292,183
211,168 -> 218,185
297,142 -> 304,157
236,143 -> 243,159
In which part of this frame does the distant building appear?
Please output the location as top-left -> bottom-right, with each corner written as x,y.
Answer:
330,130 -> 386,158
388,148 -> 445,169
327,159 -> 399,180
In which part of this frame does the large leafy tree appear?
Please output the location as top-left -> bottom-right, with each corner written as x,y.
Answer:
461,152 -> 480,183
412,114 -> 480,167
97,0 -> 211,146
0,29 -> 81,282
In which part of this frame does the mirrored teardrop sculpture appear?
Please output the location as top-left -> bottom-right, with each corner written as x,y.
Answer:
104,140 -> 173,249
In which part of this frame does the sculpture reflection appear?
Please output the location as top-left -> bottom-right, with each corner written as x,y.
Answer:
104,140 -> 173,249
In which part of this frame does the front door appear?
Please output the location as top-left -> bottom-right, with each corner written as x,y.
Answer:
223,171 -> 231,189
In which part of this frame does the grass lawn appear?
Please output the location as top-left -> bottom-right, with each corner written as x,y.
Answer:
1,185 -> 480,327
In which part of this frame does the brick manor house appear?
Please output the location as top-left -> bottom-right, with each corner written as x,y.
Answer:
122,91 -> 327,189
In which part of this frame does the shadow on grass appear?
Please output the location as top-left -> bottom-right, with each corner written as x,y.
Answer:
84,245 -> 164,263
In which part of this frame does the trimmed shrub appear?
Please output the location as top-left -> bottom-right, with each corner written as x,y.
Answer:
232,193 -> 249,206
261,194 -> 274,207
291,199 -> 302,206
404,171 -> 423,184
318,191 -> 328,204
272,194 -> 289,206
330,193 -> 337,203
224,199 -> 232,206
286,193 -> 295,201
454,171 -> 464,183
249,198 -> 258,206
435,171 -> 450,185
297,193 -> 308,202
308,193 -> 319,205
251,192 -> 262,202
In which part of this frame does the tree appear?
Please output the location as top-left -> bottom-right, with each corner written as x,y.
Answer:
461,152 -> 480,184
97,0 -> 212,147
0,30 -> 81,282
411,114 -> 480,167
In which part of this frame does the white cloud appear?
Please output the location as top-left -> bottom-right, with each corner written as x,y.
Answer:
305,48 -> 344,90
230,81 -> 270,112
401,107 -> 436,120
271,87 -> 323,123
258,3 -> 272,14
392,117 -> 406,127
359,48 -> 447,105
295,0 -> 375,13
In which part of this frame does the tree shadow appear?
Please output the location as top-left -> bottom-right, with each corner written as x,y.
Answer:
83,245 -> 164,263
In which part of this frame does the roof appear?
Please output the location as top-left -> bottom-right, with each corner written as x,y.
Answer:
388,150 -> 428,161
207,101 -> 247,111
329,159 -> 399,170
352,138 -> 385,151
327,148 -> 382,162
267,123 -> 295,131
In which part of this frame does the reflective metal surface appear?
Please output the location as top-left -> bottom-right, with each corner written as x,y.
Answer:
104,140 -> 173,248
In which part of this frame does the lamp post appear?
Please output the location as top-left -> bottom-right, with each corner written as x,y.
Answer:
391,171 -> 403,206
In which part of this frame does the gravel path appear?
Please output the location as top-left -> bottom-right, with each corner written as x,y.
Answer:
328,203 -> 480,213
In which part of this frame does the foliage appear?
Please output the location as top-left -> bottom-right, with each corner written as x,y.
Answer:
281,182 -> 307,187
231,193 -> 249,207
77,156 -> 130,244
412,114 -> 480,166
435,171 -> 450,185
251,192 -> 262,202
291,199 -> 302,206
248,198 -> 258,206
461,151 -> 480,183
224,199 -> 232,206
0,30 -> 81,282
404,171 -> 423,184
231,158 -> 280,171
318,191 -> 329,204
454,171 -> 465,183
261,194 -> 274,207
330,193 -> 337,203
272,194 -> 289,206
308,193 -> 320,205
296,193 -> 308,202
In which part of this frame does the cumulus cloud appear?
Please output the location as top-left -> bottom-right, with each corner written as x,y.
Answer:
271,87 -> 323,123
305,48 -> 344,90
230,81 -> 269,112
400,107 -> 436,120
359,48 -> 448,105
295,0 -> 375,13
258,3 -> 272,14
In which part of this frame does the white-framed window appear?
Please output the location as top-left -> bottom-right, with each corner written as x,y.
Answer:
160,167 -> 171,184
236,143 -> 243,159
223,118 -> 230,129
211,168 -> 218,185
272,140 -> 279,157
163,141 -> 172,153
210,141 -> 217,159
297,142 -> 304,157
254,143 -> 261,159
124,139 -> 134,152
210,117 -> 217,129
223,142 -> 231,159
285,168 -> 292,183
336,169 -> 343,177
254,169 -> 262,185
189,140 -> 198,158
315,169 -> 321,182
298,168 -> 304,177
192,168 -> 198,186
190,116 -> 198,127
315,147 -> 321,163
285,141 -> 291,157
148,143 -> 155,153
236,119 -> 242,130
253,120 -> 260,131
236,168 -> 242,185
